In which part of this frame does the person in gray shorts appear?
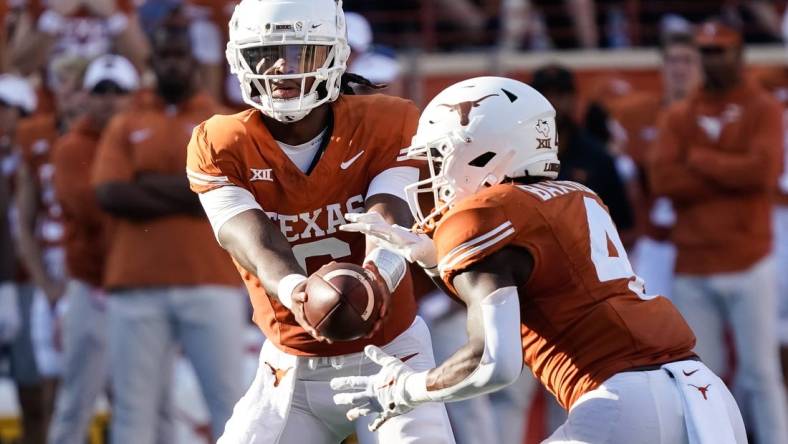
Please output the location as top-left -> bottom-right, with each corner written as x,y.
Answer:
48,54 -> 140,444
1,74 -> 50,444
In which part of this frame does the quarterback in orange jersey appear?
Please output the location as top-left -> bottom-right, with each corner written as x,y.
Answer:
186,1 -> 453,443
333,77 -> 747,443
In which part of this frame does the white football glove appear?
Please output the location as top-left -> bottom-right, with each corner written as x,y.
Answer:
331,345 -> 420,431
341,212 -> 438,269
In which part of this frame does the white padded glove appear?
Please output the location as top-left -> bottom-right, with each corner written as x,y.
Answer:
341,212 -> 437,269
331,345 -> 420,431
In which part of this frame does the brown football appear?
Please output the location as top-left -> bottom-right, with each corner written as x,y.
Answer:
303,262 -> 383,341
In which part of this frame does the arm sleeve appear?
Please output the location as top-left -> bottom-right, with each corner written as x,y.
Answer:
92,115 -> 136,186
435,204 -> 517,292
185,120 -> 247,194
198,186 -> 263,239
688,98 -> 783,191
367,166 -> 419,202
647,108 -> 718,202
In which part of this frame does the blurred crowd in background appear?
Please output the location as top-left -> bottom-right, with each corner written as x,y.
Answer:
0,1 -> 788,444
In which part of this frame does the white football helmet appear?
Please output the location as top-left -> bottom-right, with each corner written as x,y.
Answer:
404,76 -> 559,229
226,0 -> 350,122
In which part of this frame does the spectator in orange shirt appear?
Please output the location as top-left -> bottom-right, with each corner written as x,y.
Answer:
0,77 -> 38,438
13,56 -> 88,444
615,32 -> 701,299
91,17 -> 244,444
648,21 -> 788,444
0,76 -> 28,346
49,54 -> 139,444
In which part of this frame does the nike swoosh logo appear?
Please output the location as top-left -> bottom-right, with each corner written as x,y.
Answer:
311,23 -> 322,29
375,377 -> 396,391
683,369 -> 699,377
340,150 -> 365,170
399,352 -> 418,363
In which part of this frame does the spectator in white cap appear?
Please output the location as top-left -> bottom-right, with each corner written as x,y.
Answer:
0,73 -> 37,164
0,73 -> 52,444
345,12 -> 404,97
0,73 -> 37,398
48,53 -> 138,444
0,74 -> 38,121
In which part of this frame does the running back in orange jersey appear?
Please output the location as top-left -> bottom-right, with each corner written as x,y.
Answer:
434,180 -> 696,410
187,94 -> 421,356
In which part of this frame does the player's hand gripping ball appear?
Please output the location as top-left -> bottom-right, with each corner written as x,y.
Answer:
304,262 -> 385,341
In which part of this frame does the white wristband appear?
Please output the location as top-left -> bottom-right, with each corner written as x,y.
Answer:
276,274 -> 307,310
38,10 -> 66,35
402,371 -> 432,404
365,247 -> 407,293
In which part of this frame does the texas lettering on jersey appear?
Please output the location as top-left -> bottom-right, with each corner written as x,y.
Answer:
186,94 -> 422,356
264,194 -> 364,242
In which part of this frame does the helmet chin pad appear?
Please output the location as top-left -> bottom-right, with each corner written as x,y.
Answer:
255,91 -> 320,122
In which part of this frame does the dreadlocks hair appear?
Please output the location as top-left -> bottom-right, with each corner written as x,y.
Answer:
339,72 -> 386,95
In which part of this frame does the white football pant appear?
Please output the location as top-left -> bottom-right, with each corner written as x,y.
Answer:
219,316 -> 455,444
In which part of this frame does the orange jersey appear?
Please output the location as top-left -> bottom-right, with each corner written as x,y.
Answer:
648,81 -> 782,274
16,114 -> 64,251
52,116 -> 107,287
187,94 -> 421,356
93,92 -> 239,289
434,181 -> 696,410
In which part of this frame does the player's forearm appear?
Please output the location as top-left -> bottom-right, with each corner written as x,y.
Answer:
689,148 -> 778,191
95,182 -> 180,219
401,288 -> 523,405
647,163 -> 716,202
15,228 -> 53,290
137,173 -> 203,215
424,337 -> 485,390
14,165 -> 51,286
217,209 -> 306,298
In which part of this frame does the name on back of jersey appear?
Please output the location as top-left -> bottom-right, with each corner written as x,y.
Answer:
518,181 -> 595,202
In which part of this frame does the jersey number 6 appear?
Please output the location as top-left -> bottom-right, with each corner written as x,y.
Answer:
292,237 -> 352,272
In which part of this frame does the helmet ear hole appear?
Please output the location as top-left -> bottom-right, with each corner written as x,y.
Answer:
468,151 -> 496,167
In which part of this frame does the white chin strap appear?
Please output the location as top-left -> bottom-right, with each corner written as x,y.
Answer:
256,92 -> 319,123
403,286 -> 523,404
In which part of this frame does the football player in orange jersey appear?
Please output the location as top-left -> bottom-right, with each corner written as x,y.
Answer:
333,76 -> 747,443
185,1 -> 454,443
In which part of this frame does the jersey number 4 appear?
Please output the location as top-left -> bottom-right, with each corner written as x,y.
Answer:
584,197 -> 655,300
